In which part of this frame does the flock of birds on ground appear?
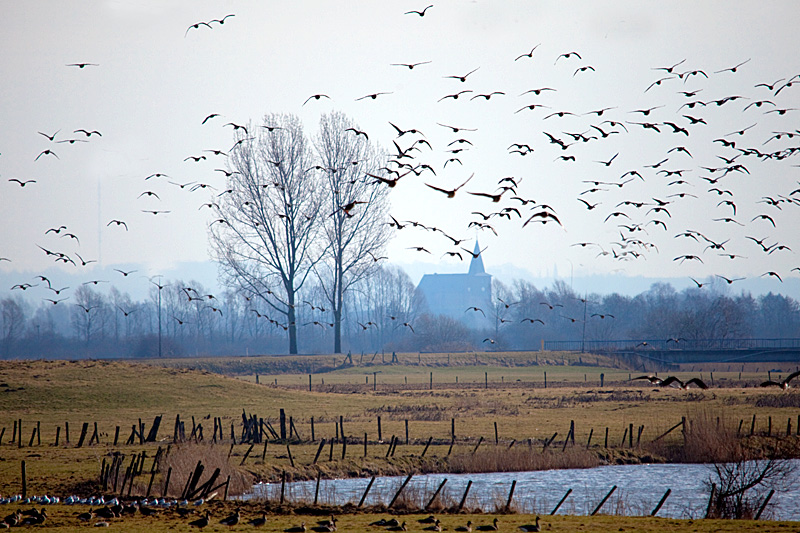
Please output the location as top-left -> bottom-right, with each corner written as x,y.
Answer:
2,4 -> 800,340
0,500 -> 542,531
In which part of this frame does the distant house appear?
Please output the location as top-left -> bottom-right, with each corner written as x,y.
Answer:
416,241 -> 492,325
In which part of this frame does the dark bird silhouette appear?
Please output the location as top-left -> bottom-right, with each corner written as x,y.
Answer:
185,21 -> 212,36
249,514 -> 267,527
438,90 -> 473,101
518,517 -> 541,532
38,129 -> 60,141
716,275 -> 744,285
8,178 -> 36,187
188,510 -> 211,528
653,59 -> 686,73
75,253 -> 96,266
210,14 -> 235,24
444,67 -> 479,82
391,61 -> 432,69
715,58 -> 750,73
759,370 -> 800,389
521,318 -> 544,325
751,214 -> 776,227
356,91 -> 393,101
471,91 -> 505,100
345,127 -> 369,140
405,5 -> 433,16
555,52 -> 581,63
425,173 -> 474,198
67,62 -> 98,68
437,123 -> 477,133
107,219 -> 128,230
515,44 -> 540,61
573,65 -> 595,76
674,255 -> 703,264
303,94 -> 330,105
34,149 -> 59,161
219,509 -> 240,527
476,518 -> 499,531
762,271 -> 783,282
595,152 -> 619,166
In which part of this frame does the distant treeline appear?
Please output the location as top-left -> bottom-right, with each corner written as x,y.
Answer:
1,267 -> 798,358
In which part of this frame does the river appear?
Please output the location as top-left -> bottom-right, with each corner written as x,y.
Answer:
242,460 -> 800,521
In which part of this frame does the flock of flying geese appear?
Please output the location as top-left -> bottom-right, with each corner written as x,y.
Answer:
3,4 -> 800,340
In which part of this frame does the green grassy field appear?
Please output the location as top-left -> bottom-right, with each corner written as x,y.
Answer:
0,354 -> 798,530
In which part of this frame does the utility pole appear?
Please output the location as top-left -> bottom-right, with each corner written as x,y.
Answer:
151,276 -> 164,358
581,293 -> 588,353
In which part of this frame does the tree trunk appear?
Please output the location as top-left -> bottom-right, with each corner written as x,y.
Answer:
288,296 -> 298,355
334,251 -> 344,354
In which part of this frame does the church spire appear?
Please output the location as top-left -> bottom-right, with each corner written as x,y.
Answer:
468,239 -> 486,275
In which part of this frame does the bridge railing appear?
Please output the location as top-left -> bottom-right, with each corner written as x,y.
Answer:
544,338 -> 800,352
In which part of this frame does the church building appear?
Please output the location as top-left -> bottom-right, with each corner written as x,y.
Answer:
416,241 -> 492,325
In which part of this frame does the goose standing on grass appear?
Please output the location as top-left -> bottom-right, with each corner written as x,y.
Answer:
248,513 -> 267,527
220,509 -> 240,526
476,518 -> 499,531
518,517 -> 540,532
423,519 -> 442,531
760,370 -> 800,389
284,522 -> 306,533
386,522 -> 407,532
455,520 -> 472,532
188,510 -> 211,529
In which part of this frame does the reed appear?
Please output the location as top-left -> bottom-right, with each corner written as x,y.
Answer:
448,447 -> 601,474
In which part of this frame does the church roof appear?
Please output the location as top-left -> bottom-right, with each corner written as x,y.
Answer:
467,240 -> 485,275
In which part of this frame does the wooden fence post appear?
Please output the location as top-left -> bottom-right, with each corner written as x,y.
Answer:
705,483 -> 716,518
591,485 -> 617,515
550,488 -> 572,515
651,488 -> 671,516
457,480 -> 472,511
754,489 -> 775,520
472,436 -> 483,455
358,476 -> 376,508
388,474 -> 413,508
504,480 -> 517,512
21,461 -> 26,499
313,439 -> 326,464
425,478 -> 447,510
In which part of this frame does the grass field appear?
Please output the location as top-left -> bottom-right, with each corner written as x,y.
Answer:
0,352 -> 798,530
3,505 -> 800,532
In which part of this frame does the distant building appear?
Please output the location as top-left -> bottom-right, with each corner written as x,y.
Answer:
416,241 -> 492,325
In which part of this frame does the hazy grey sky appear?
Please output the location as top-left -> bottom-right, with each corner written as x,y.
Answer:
1,1 -> 799,299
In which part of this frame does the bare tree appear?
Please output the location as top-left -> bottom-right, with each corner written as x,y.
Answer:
71,284 -> 107,347
706,458 -> 796,519
313,111 -> 391,353
211,113 -> 324,354
1,297 -> 27,358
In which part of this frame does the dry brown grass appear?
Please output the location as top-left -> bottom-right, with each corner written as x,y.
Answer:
157,442 -> 254,498
448,447 -> 601,474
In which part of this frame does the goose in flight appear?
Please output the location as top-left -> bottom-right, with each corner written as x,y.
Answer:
633,375 -> 708,389
759,370 -> 800,389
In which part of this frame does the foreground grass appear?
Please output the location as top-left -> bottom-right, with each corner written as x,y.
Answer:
1,504 -> 796,532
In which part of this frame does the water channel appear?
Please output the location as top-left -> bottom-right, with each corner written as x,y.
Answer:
243,461 -> 800,521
